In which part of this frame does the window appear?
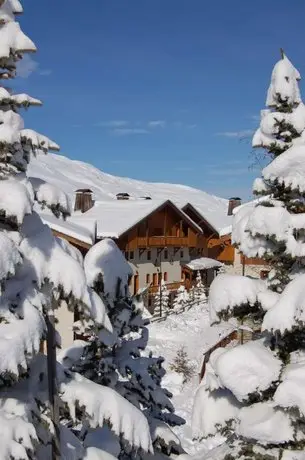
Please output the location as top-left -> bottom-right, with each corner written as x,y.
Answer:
163,272 -> 168,282
197,248 -> 201,255
146,274 -> 151,284
180,250 -> 184,259
129,251 -> 134,260
153,273 -> 158,286
164,249 -> 168,260
147,250 -> 151,261
158,272 -> 162,284
124,251 -> 128,260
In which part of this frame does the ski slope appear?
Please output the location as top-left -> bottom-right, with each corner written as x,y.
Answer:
28,153 -> 232,234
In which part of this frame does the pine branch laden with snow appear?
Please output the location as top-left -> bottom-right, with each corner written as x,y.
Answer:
85,238 -> 133,306
190,53 -> 305,459
76,239 -> 185,457
208,273 -> 267,324
234,145 -> 305,292
0,3 -> 150,459
246,55 -> 305,292
253,53 -> 305,159
60,372 -> 153,455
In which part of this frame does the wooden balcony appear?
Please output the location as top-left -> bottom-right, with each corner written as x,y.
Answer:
149,282 -> 181,294
137,236 -> 189,248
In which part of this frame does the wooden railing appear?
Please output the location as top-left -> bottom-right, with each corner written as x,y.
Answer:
149,282 -> 181,294
136,236 -> 189,247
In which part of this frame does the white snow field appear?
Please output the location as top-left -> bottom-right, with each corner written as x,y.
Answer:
28,153 -> 232,234
147,303 -> 235,455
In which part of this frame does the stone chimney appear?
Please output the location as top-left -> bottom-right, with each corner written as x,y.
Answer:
74,189 -> 94,213
228,197 -> 242,216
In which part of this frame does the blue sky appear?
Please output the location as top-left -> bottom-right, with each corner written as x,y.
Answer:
17,0 -> 305,200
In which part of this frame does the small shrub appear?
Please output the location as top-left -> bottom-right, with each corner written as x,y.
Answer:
170,346 -> 195,384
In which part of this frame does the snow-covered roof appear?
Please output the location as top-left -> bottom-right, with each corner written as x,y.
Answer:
28,153 -> 231,235
81,199 -> 202,238
39,211 -> 95,245
184,257 -> 223,271
181,202 -> 232,236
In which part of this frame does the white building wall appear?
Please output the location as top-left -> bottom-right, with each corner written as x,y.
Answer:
127,247 -> 190,290
55,301 -> 74,349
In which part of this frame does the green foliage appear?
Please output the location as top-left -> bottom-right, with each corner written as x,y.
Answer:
169,346 -> 195,384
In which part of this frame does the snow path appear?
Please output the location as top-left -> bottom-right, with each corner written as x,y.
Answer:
147,304 -> 234,454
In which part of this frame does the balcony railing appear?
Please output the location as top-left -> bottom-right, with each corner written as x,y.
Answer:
149,282 -> 181,294
137,236 -> 189,247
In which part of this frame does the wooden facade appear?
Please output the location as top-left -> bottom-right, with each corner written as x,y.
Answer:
116,202 -> 204,253
182,203 -> 268,267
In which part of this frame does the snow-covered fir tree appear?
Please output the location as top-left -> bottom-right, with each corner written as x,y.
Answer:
193,272 -> 206,306
247,53 -> 305,292
153,280 -> 170,319
0,2 -> 154,458
253,51 -> 305,159
62,238 -> 185,459
185,54 -> 305,460
173,285 -> 189,314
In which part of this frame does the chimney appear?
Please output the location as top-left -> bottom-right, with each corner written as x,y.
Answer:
74,189 -> 94,213
228,197 -> 241,216
116,193 -> 130,201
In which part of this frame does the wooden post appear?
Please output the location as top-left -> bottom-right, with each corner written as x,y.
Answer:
242,253 -> 245,276
240,318 -> 244,345
46,300 -> 60,460
159,250 -> 162,318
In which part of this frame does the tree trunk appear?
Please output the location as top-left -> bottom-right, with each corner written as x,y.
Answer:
46,300 -> 60,460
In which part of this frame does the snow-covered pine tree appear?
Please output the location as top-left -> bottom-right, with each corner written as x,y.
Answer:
253,50 -> 305,159
153,280 -> 170,319
185,54 -> 305,460
63,238 -> 184,458
245,52 -> 305,292
193,271 -> 206,306
0,2 -> 154,459
173,285 -> 189,314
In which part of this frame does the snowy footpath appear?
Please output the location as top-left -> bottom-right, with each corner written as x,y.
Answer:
147,304 -> 234,455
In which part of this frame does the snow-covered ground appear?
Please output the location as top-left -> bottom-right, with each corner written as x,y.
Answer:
28,153 -> 232,234
147,304 -> 234,455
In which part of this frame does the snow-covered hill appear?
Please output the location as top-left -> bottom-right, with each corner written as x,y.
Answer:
28,153 -> 231,233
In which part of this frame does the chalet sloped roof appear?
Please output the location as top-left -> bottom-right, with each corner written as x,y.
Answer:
38,209 -> 96,245
77,199 -> 203,239
181,202 -> 233,237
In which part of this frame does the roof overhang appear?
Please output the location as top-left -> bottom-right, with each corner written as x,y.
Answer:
182,202 -> 219,236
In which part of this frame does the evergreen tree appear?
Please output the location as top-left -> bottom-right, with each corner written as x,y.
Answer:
65,238 -> 185,459
187,53 -> 305,460
173,285 -> 189,314
253,50 -> 305,159
0,2 -> 154,458
153,280 -> 170,319
193,271 -> 207,306
249,52 -> 305,292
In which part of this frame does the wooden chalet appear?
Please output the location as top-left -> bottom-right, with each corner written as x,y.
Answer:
182,202 -> 269,277
82,198 -> 206,304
